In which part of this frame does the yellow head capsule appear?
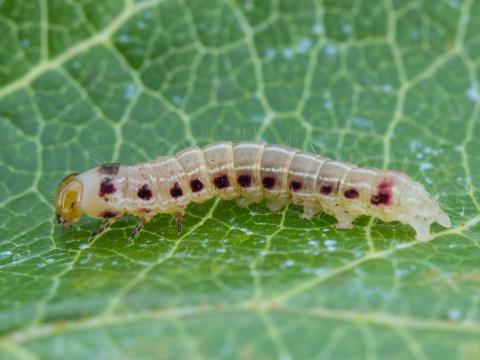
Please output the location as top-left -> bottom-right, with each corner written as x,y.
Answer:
55,173 -> 83,227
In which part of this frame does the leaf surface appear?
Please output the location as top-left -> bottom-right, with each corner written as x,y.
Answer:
0,0 -> 479,359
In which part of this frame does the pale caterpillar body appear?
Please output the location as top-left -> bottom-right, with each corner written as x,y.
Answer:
55,141 -> 451,241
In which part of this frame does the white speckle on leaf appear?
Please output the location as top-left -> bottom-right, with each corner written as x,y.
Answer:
297,38 -> 312,54
323,228 -> 331,233
324,239 -> 337,246
79,243 -> 88,250
265,48 -> 276,59
308,239 -> 318,246
445,0 -> 460,8
466,83 -> 480,102
252,114 -> 264,123
46,258 -> 54,264
410,29 -> 420,39
382,84 -> 393,93
354,249 -> 363,258
324,101 -> 333,110
324,239 -> 337,252
118,34 -> 129,43
239,227 -> 254,235
341,23 -> 352,34
284,259 -> 295,267
0,251 -> 12,260
311,23 -> 323,35
409,140 -> 422,152
395,268 -> 409,277
352,116 -> 373,129
282,47 -> 294,59
354,268 -> 365,276
448,309 -> 461,321
419,162 -> 433,171
136,20 -> 146,29
124,84 -> 137,100
21,38 -> 30,48
314,267 -> 327,275
223,58 -> 232,70
324,43 -> 338,56
216,248 -> 226,253
172,95 -> 182,105
80,253 -> 92,265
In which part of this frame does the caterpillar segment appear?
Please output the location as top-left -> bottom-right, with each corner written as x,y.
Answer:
55,141 -> 451,242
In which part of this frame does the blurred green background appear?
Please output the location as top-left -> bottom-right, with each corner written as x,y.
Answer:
0,0 -> 479,359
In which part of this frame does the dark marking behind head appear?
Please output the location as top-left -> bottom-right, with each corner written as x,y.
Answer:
99,178 -> 116,197
137,184 -> 152,200
99,163 -> 120,175
213,174 -> 230,189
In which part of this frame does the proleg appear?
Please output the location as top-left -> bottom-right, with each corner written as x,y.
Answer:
54,141 -> 451,242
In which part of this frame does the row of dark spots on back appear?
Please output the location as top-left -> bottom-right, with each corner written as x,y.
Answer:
123,172 -> 392,206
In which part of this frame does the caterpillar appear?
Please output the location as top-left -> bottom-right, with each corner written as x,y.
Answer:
55,141 -> 451,241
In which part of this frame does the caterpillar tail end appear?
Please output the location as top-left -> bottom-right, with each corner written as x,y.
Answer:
435,209 -> 452,229
409,208 -> 451,242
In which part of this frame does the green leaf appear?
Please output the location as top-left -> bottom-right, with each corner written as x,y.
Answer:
1,0 -> 479,358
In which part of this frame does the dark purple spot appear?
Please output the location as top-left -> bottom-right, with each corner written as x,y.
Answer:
289,180 -> 302,192
101,211 -> 118,218
320,185 -> 333,195
344,188 -> 359,199
213,174 -> 230,189
137,184 -> 152,200
170,182 -> 183,198
99,178 -> 116,197
237,174 -> 252,188
190,179 -> 204,192
99,163 -> 120,175
370,180 -> 393,206
262,176 -> 275,189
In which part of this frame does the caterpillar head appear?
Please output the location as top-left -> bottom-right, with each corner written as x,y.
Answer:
55,173 -> 83,227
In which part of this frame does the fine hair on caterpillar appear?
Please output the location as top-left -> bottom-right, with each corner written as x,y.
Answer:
54,141 -> 451,242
